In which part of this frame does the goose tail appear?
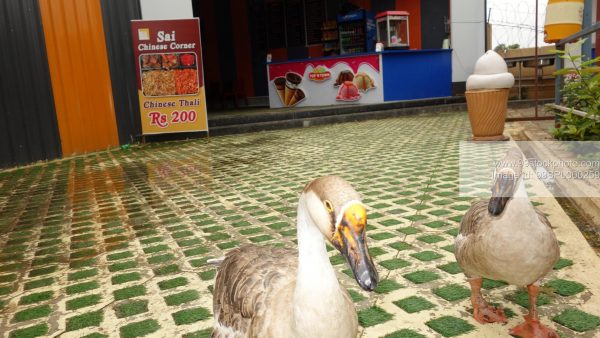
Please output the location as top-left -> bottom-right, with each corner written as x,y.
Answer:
207,256 -> 226,267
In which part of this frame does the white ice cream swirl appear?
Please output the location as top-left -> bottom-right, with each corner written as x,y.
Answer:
466,50 -> 515,91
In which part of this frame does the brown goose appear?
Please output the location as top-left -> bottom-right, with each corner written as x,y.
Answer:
455,148 -> 560,338
211,176 -> 379,338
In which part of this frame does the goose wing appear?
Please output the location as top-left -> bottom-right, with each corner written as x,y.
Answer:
458,199 -> 489,237
212,244 -> 297,338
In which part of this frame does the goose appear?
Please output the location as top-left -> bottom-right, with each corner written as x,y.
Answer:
455,147 -> 560,338
211,176 -> 379,338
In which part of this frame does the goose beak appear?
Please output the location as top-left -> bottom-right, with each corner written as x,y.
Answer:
488,171 -> 515,216
333,203 -> 379,291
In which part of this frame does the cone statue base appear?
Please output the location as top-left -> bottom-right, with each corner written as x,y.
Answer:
465,88 -> 510,141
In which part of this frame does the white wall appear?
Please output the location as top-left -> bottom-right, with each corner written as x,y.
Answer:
140,0 -> 193,19
450,0 -> 486,83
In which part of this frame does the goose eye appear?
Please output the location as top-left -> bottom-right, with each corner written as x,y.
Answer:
324,200 -> 334,213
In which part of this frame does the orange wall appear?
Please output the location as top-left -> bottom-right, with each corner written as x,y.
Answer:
39,0 -> 119,155
395,0 -> 421,49
231,0 -> 255,97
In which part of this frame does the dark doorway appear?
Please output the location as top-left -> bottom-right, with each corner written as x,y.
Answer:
420,0 -> 449,50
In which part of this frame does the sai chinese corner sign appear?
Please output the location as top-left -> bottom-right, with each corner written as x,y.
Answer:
131,18 -> 208,134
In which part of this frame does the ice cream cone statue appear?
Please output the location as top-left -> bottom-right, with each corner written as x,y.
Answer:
284,72 -> 302,106
465,51 -> 515,141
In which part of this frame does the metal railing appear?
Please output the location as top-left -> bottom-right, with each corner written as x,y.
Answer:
554,22 -> 600,104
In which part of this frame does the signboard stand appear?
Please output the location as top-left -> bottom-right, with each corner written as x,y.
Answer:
131,18 -> 208,135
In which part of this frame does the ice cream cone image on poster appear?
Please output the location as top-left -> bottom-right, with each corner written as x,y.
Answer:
465,50 -> 514,141
288,89 -> 305,106
274,77 -> 286,104
353,72 -> 375,92
284,72 -> 302,105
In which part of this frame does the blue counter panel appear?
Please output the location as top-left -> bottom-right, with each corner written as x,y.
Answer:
382,50 -> 452,101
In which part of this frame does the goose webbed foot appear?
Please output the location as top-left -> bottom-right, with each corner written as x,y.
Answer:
510,284 -> 558,338
469,277 -> 508,324
510,314 -> 558,338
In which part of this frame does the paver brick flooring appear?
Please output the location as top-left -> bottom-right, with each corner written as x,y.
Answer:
1,111 -> 600,337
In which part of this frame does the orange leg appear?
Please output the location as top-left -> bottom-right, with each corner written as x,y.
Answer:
468,278 -> 507,324
509,284 -> 559,338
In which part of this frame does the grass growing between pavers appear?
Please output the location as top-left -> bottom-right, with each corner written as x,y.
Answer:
115,300 -> 149,318
510,289 -> 551,308
164,290 -> 200,306
426,316 -> 475,337
348,289 -> 367,302
382,329 -> 426,338
379,258 -> 411,270
13,304 -> 52,322
393,296 -> 436,313
183,328 -> 212,338
545,279 -> 585,297
114,285 -> 146,300
158,277 -> 188,290
66,294 -> 102,310
172,307 -> 211,325
8,323 -> 48,338
403,271 -> 440,284
434,284 -> 471,302
66,310 -> 104,331
120,319 -> 160,338
112,272 -> 142,285
18,291 -> 53,305
358,306 -> 393,327
374,279 -> 403,294
552,308 -> 600,332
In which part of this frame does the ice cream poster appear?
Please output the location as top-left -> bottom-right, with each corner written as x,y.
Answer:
267,55 -> 383,108
131,18 -> 208,135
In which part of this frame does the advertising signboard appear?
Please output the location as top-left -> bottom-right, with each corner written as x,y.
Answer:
131,18 -> 208,134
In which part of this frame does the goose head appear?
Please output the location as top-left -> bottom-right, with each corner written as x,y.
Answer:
488,148 -> 524,216
302,176 -> 379,291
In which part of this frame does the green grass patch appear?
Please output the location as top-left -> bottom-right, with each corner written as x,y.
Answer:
369,247 -> 387,257
183,328 -> 212,338
148,253 -> 176,265
143,244 -> 169,254
545,279 -> 585,296
172,230 -> 194,239
13,304 -> 52,322
68,269 -> 98,281
416,234 -> 446,244
68,256 -> 96,269
330,255 -> 345,265
153,264 -> 180,276
107,251 -> 134,261
114,285 -> 146,300
239,227 -> 262,235
119,319 -> 160,338
115,300 -> 149,318
510,289 -> 551,308
403,271 -> 440,284
482,278 -> 507,289
410,250 -> 444,261
164,290 -> 200,306
424,220 -> 448,228
24,278 -> 53,290
382,329 -> 426,338
445,228 -> 460,237
357,306 -> 393,327
70,249 -> 96,260
201,225 -> 225,233
206,233 -> 231,241
183,246 -> 209,257
375,279 -> 403,294
177,238 -> 202,247
232,220 -> 251,227
397,227 -> 421,235
28,265 -> 57,277
348,289 -> 366,302
389,241 -> 413,251
0,263 -> 22,273
66,310 -> 103,331
199,270 -> 216,280
434,284 -> 471,301
0,273 -> 17,283
66,294 -> 102,310
112,272 -> 141,285
437,262 -> 462,275
66,281 -> 100,295
158,277 -> 188,290
19,291 -> 53,305
552,308 -> 600,332
108,260 -> 137,272
266,222 -> 288,230
249,234 -> 273,243
379,258 -> 411,270
441,244 -> 454,253
217,241 -> 239,250
172,307 -> 211,325
8,323 -> 48,338
393,296 -> 436,313
70,241 -> 95,250
369,232 -> 396,240
554,257 -> 573,270
426,316 -> 475,337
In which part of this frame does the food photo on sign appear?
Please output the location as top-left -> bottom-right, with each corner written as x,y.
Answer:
268,58 -> 381,108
